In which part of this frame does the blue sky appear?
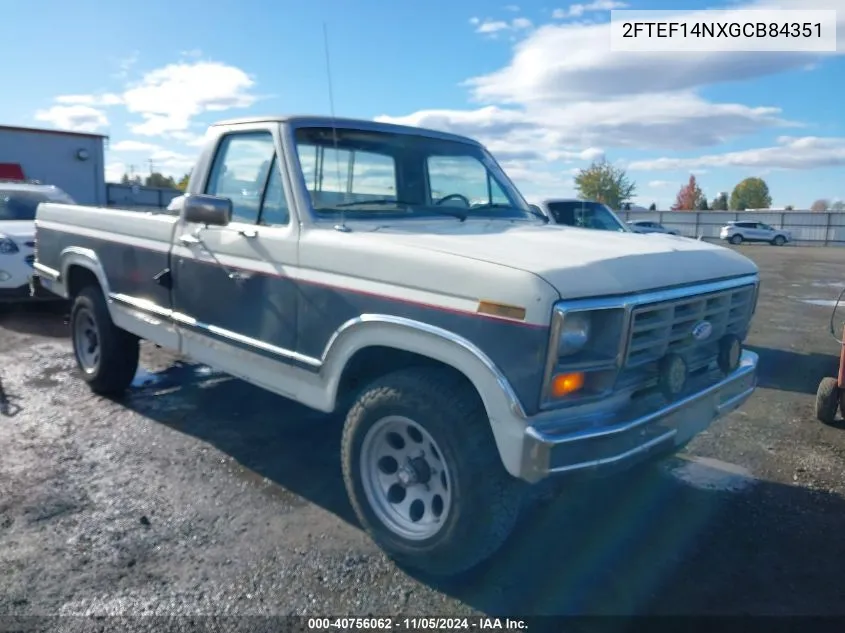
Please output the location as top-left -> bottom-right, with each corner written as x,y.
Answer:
2,0 -> 843,209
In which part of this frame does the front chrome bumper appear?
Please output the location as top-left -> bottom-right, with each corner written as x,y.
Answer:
519,350 -> 758,482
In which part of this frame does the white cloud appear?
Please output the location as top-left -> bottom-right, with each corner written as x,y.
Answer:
55,93 -> 123,106
476,20 -> 511,34
113,51 -> 139,80
105,162 -> 127,182
648,180 -> 672,188
40,59 -> 258,144
377,93 -> 788,158
467,2 -> 843,104
473,16 -> 534,35
122,61 -> 257,136
629,137 -> 845,171
382,0 -> 843,197
552,1 -> 627,19
34,105 -> 108,132
109,140 -> 162,152
148,149 -> 196,174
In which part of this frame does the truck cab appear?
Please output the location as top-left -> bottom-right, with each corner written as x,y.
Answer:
32,115 -> 760,577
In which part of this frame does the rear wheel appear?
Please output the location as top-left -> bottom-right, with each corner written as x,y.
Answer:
729,234 -> 743,245
71,285 -> 139,396
341,367 -> 524,577
772,235 -> 786,246
815,377 -> 839,425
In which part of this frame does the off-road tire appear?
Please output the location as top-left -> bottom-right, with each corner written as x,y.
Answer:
772,235 -> 786,246
71,285 -> 139,396
729,234 -> 743,245
815,377 -> 839,425
341,366 -> 525,577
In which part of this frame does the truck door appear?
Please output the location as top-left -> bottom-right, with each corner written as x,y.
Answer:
171,128 -> 301,371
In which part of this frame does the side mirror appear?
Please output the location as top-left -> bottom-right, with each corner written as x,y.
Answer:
528,204 -> 549,223
181,193 -> 232,226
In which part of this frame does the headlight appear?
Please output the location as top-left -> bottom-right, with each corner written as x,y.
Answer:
0,235 -> 19,255
558,311 -> 591,356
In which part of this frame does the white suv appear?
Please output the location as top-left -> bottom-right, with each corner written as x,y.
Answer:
0,181 -> 75,303
720,220 -> 790,246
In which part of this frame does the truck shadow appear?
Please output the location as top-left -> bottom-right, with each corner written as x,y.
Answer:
120,360 -> 845,616
745,345 -> 838,396
0,301 -> 69,338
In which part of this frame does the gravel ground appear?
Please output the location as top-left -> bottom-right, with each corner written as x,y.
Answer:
1,244 -> 844,621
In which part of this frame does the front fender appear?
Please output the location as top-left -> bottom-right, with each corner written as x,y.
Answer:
320,314 -> 531,478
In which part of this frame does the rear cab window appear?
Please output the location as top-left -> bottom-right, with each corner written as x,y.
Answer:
546,201 -> 627,232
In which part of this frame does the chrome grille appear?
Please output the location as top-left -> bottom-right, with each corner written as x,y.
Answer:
625,284 -> 756,367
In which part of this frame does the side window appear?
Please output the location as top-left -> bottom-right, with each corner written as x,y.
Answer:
206,132 -> 276,224
427,155 -> 509,207
297,144 -> 397,207
259,156 -> 290,226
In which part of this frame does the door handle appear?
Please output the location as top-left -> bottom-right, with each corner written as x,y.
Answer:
178,234 -> 201,246
238,229 -> 258,239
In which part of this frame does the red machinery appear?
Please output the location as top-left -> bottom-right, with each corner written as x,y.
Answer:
815,291 -> 845,424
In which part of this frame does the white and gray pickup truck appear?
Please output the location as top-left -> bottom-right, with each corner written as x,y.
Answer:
32,115 -> 760,577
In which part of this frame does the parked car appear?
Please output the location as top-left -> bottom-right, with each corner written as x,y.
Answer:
33,115 -> 760,577
0,181 -> 75,303
720,220 -> 790,246
531,198 -> 630,232
628,219 -> 680,235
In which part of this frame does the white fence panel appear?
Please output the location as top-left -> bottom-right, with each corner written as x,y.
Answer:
619,209 -> 845,246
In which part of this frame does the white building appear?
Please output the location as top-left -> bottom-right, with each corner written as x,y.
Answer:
0,125 -> 107,206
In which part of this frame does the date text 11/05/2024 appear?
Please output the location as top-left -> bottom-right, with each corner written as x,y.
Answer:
307,617 -> 528,631
621,21 -> 823,38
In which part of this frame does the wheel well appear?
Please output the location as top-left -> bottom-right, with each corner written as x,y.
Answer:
66,265 -> 100,298
336,346 -> 481,413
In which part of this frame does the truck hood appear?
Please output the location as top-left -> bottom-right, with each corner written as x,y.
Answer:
0,220 -> 35,241
373,221 -> 758,299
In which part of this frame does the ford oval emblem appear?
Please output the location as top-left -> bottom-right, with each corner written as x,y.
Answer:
691,320 -> 713,341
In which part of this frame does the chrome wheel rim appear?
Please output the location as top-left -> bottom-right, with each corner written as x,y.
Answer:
73,307 -> 100,374
360,415 -> 452,541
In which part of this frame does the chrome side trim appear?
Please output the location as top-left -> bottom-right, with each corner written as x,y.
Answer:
33,262 -> 61,280
105,298 -> 525,416
321,314 -> 528,419
110,293 -> 174,318
109,292 -> 321,367
539,274 -> 760,407
171,311 -> 323,368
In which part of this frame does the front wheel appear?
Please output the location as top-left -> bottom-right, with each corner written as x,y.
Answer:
341,367 -> 524,577
772,235 -> 786,246
71,285 -> 139,396
729,234 -> 743,245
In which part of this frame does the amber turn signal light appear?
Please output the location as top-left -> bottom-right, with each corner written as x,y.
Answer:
550,372 -> 585,398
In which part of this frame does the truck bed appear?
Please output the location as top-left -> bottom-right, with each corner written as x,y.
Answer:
35,203 -> 179,309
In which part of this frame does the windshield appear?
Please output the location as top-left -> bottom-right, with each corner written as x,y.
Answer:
293,126 -> 534,221
0,188 -> 75,221
545,200 -> 628,232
